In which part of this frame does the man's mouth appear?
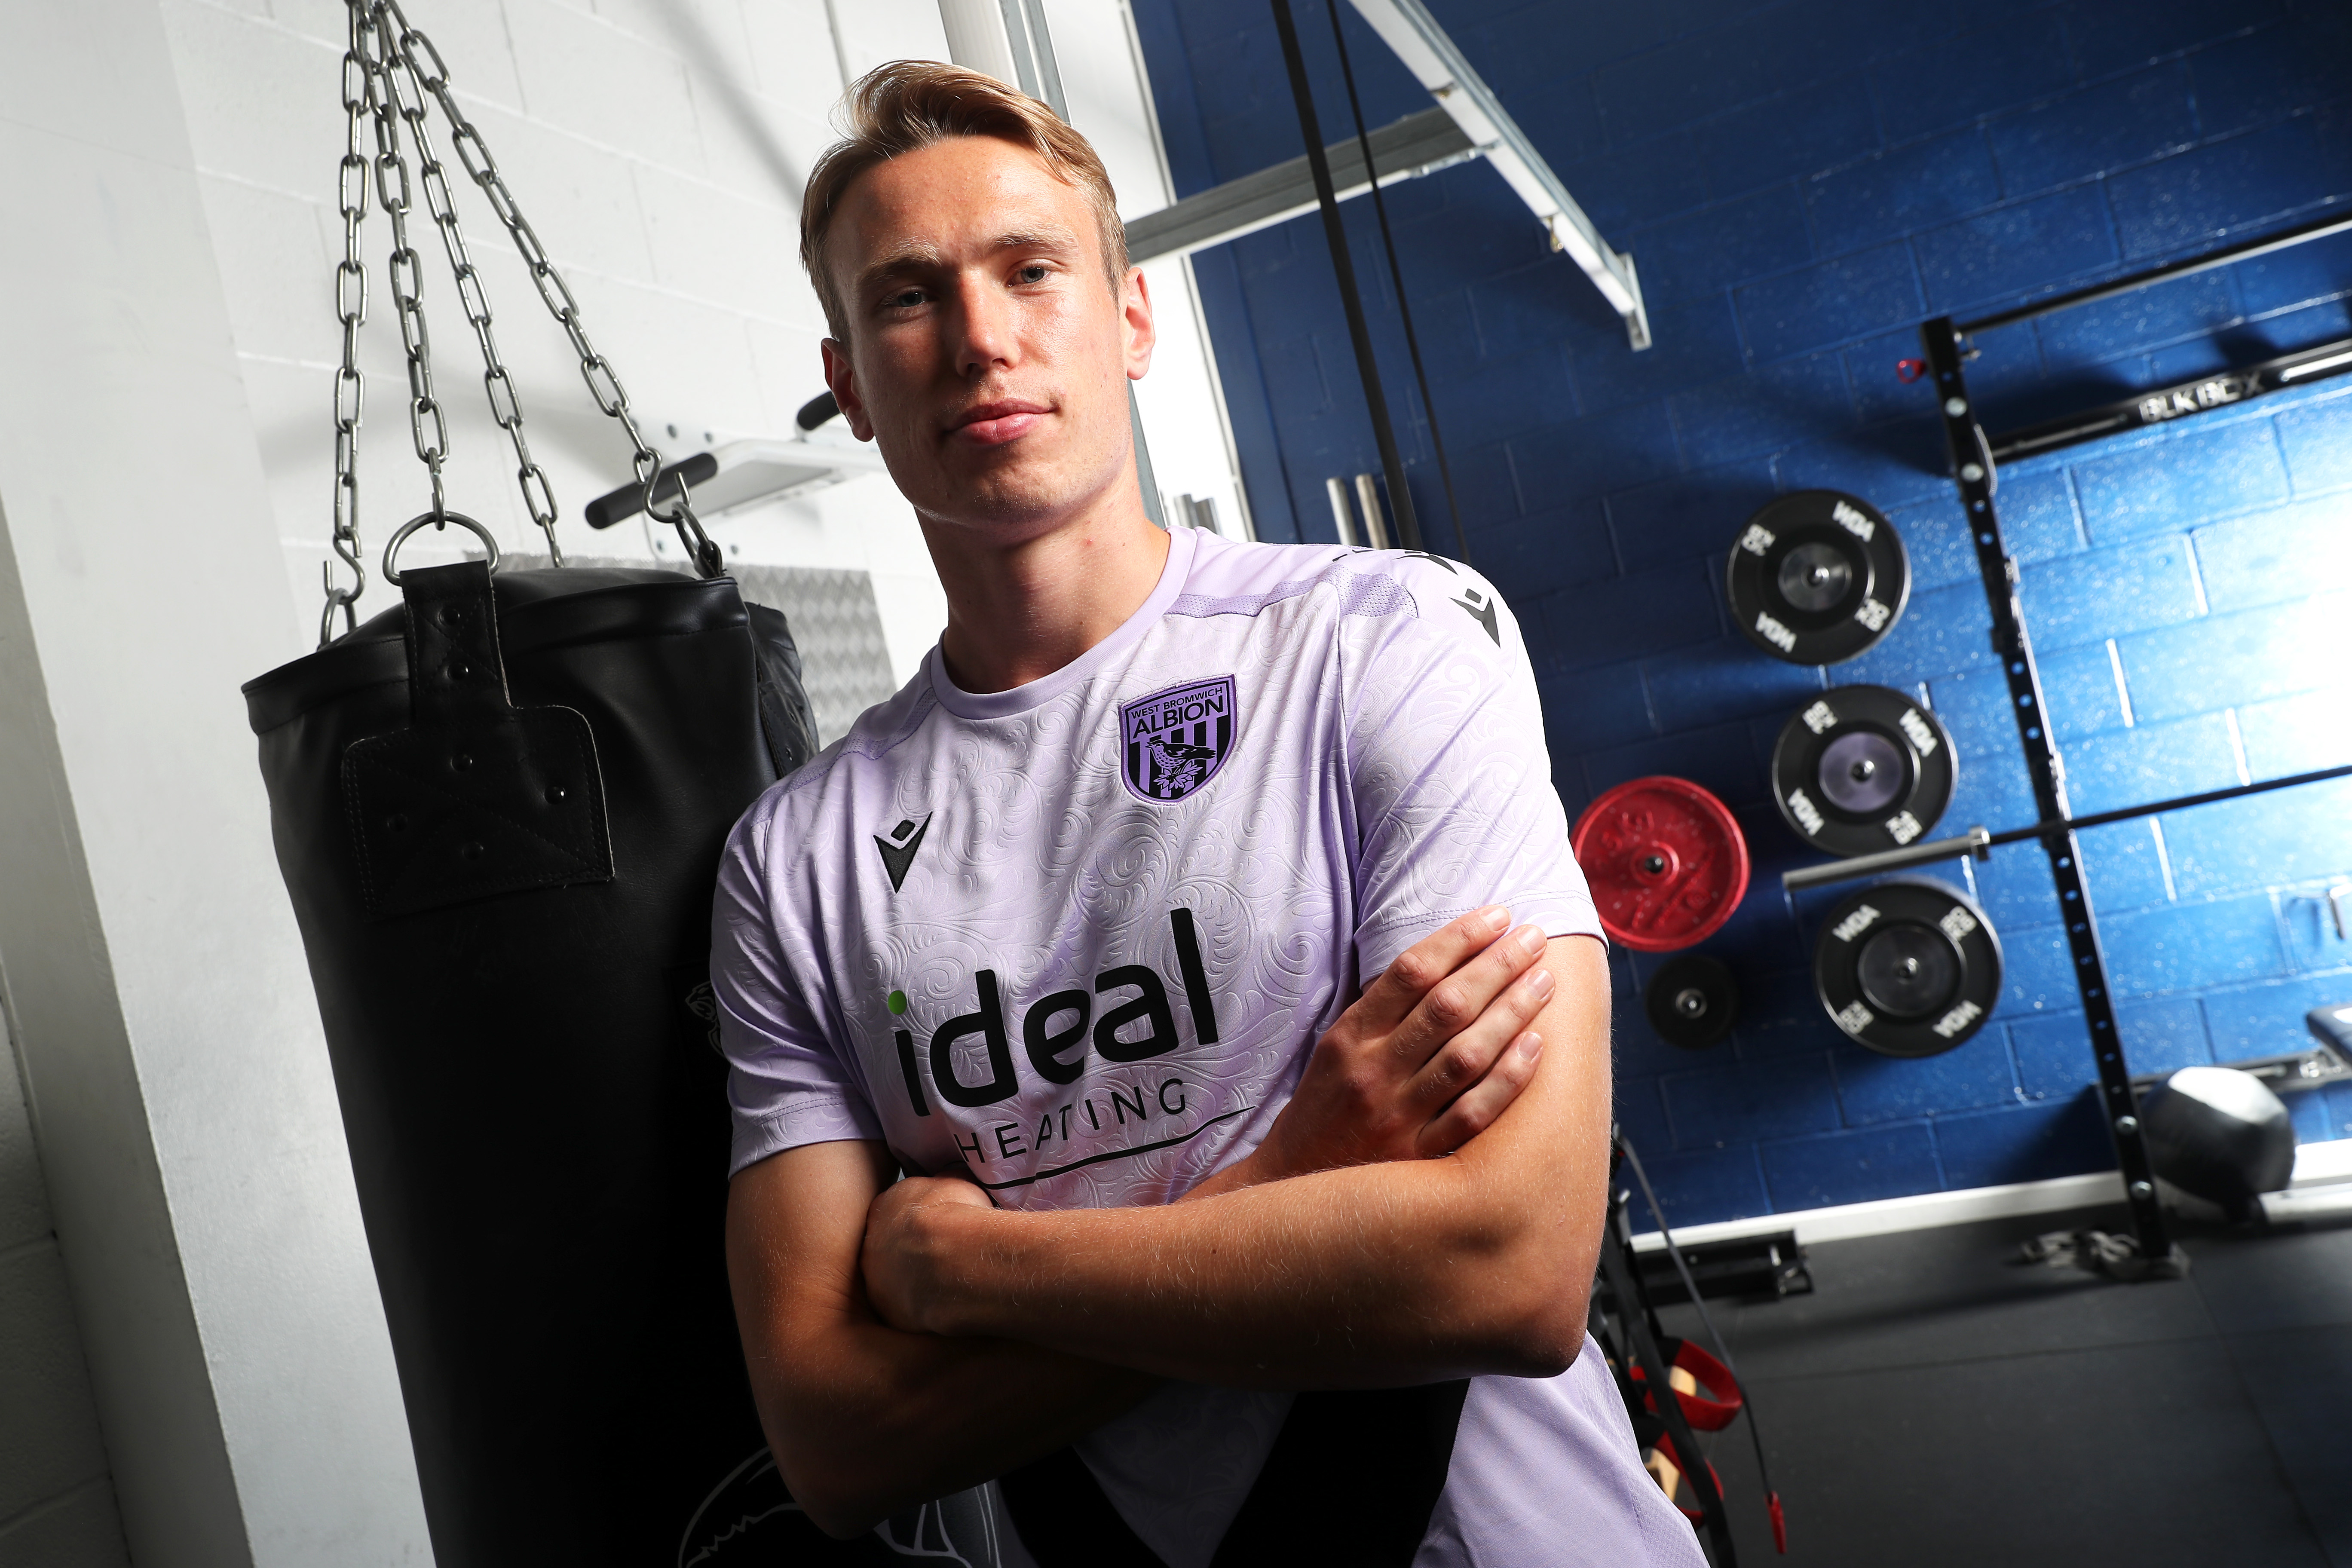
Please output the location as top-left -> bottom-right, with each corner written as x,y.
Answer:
948,399 -> 1049,447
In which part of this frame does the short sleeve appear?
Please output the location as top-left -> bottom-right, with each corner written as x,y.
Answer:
711,805 -> 884,1176
1342,559 -> 1603,979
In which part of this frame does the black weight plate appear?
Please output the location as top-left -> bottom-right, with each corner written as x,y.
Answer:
1725,490 -> 1910,665
1772,684 -> 1957,858
1645,953 -> 1739,1050
1814,879 -> 2002,1058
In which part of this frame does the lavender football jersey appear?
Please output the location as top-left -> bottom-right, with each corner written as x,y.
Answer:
714,525 -> 1703,1568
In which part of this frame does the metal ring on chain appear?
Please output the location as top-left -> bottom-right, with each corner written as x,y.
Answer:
383,510 -> 501,585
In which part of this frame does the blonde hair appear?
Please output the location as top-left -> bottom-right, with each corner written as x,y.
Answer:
800,60 -> 1129,339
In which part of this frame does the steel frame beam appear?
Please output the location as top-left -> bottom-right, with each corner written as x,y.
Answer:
1121,0 -> 1650,349
1124,106 -> 1476,263
1344,0 -> 1647,349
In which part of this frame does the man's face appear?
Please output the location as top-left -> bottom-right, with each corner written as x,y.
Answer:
819,135 -> 1152,541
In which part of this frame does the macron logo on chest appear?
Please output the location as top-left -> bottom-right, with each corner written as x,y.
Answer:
873,813 -> 931,892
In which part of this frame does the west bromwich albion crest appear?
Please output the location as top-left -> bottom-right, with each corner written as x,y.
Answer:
1119,675 -> 1237,804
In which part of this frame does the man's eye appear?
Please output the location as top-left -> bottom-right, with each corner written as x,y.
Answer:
886,288 -> 925,309
1015,264 -> 1050,284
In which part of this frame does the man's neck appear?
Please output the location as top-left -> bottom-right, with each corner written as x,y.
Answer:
923,487 -> 1173,695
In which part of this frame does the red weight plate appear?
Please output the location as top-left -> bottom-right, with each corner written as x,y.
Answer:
1571,776 -> 1751,952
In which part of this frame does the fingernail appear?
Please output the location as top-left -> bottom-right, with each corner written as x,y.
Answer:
1526,967 -> 1556,999
1519,1032 -> 1544,1061
1516,924 -> 1547,956
1476,905 -> 1509,933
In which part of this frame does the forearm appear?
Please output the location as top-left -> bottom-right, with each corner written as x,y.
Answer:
750,1302 -> 1153,1534
908,1151 -> 1592,1387
728,1141 -> 1152,1538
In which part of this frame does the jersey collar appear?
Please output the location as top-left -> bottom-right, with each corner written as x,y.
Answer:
925,523 -> 1204,721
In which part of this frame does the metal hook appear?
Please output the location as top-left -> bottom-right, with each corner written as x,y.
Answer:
319,565 -> 362,647
643,468 -> 723,578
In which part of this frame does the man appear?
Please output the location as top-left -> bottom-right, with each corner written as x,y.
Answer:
717,59 -> 1701,1568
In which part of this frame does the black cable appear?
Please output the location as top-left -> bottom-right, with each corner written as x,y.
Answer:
1597,1197 -> 1738,1565
1268,0 -> 1422,551
1621,1135 -> 1783,1547
1323,0 -> 1470,566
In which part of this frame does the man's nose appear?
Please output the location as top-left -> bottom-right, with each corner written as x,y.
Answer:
949,271 -> 1017,379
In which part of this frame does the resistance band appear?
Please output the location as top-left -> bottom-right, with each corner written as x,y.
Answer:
1269,0 -> 1423,552
1322,2 -> 1470,564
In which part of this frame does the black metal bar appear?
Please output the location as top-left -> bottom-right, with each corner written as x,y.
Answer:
1921,316 -> 2179,1271
1325,1 -> 1465,563
1987,763 -> 2352,846
1957,210 -> 2352,335
1270,0 -> 1423,551
1989,336 -> 2352,463
1787,764 -> 2352,890
584,452 -> 714,530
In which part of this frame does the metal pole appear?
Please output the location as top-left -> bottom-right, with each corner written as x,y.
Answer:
1781,760 -> 2352,891
1920,317 -> 2181,1274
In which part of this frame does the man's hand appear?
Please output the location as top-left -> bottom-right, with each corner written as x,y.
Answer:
862,1172 -> 993,1335
1189,906 -> 1553,1199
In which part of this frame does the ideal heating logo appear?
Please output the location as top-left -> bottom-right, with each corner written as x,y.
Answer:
890,908 -> 1218,1113
886,909 -> 1231,1183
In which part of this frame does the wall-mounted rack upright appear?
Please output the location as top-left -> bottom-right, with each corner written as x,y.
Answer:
1792,211 -> 2352,1273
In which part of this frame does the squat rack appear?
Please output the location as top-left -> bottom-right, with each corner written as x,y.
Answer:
1785,210 -> 2352,1272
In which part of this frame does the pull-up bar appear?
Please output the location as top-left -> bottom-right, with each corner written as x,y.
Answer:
1957,209 -> 2352,335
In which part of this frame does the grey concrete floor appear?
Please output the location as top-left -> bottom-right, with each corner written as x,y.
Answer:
1653,1202 -> 2352,1567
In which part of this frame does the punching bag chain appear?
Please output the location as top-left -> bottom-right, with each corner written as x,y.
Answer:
322,0 -> 374,646
375,0 -> 723,580
360,12 -> 450,527
317,2 -> 723,644
377,6 -> 563,570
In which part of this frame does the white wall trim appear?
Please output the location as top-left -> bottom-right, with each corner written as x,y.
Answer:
1630,1136 -> 2352,1252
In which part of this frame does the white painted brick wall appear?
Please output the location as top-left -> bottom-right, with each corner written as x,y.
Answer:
0,1024 -> 131,1566
161,0 -> 1245,685
160,0 -> 958,681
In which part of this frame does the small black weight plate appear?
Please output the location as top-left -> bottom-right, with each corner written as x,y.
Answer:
1813,879 -> 2003,1058
1725,490 -> 1910,665
1645,953 -> 1740,1050
1772,684 -> 1957,858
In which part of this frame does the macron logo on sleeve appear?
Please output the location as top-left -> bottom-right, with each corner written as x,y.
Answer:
873,814 -> 931,892
1452,586 -> 1500,645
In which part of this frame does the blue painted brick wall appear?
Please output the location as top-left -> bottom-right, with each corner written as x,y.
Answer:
1132,0 -> 2352,1225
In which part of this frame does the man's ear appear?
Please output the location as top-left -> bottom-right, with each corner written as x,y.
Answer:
1121,265 -> 1157,383
820,337 -> 877,442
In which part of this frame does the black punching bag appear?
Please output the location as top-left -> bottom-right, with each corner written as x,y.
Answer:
242,560 -> 818,1565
